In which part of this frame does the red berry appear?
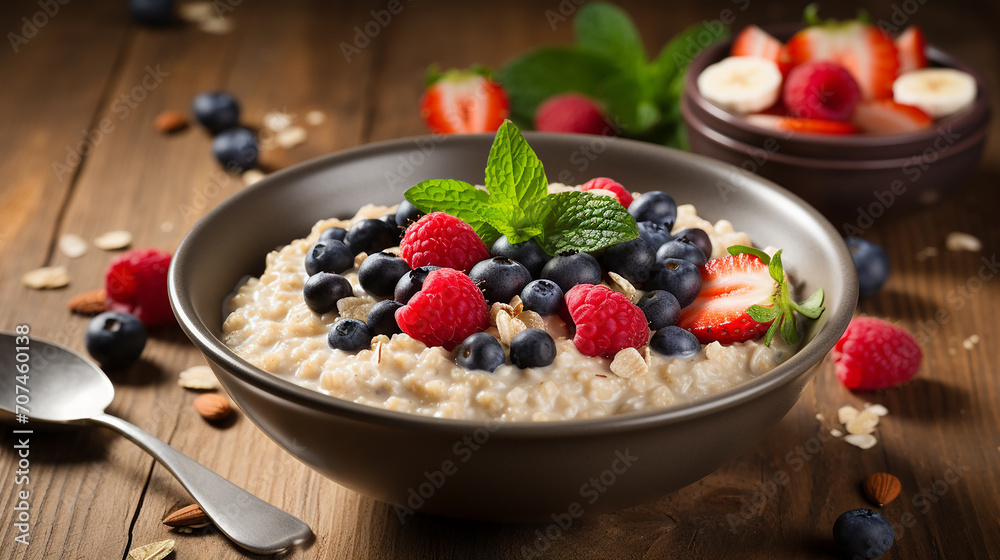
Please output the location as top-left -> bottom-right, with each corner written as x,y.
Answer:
580,177 -> 634,208
851,99 -> 932,135
565,284 -> 649,358
678,252 -> 775,344
394,268 -> 489,350
783,61 -> 862,122
534,94 -> 610,135
419,68 -> 509,134
895,26 -> 927,75
104,248 -> 175,327
400,212 -> 490,273
785,20 -> 898,100
831,317 -> 921,390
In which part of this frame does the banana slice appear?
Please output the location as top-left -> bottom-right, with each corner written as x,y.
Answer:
697,56 -> 782,114
893,68 -> 977,118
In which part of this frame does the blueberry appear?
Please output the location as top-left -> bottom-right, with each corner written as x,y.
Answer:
318,227 -> 348,243
491,236 -> 552,278
540,252 -> 602,293
637,221 -> 674,249
649,326 -> 700,358
303,272 -> 353,314
833,509 -> 894,559
600,237 -> 656,285
345,218 -> 399,256
380,213 -> 400,227
454,332 -> 506,372
636,290 -> 681,330
469,257 -> 532,304
394,266 -> 441,303
367,299 -> 403,337
192,90 -> 240,134
509,328 -> 557,368
305,240 -> 353,276
131,0 -> 173,25
656,237 -> 708,266
846,237 -> 890,298
628,191 -> 677,228
395,200 -> 425,228
674,228 -> 712,260
646,258 -> 702,308
327,319 -> 371,351
358,252 -> 410,297
85,312 -> 147,368
520,279 -> 564,316
212,127 -> 258,172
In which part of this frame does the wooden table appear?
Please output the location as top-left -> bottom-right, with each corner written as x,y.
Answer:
1,1 -> 997,558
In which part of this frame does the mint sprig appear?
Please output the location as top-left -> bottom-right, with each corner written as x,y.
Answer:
404,121 -> 637,254
729,245 -> 826,346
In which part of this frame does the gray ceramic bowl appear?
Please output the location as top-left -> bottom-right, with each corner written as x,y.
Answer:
169,133 -> 857,522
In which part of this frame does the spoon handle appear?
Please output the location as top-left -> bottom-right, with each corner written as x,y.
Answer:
90,412 -> 313,554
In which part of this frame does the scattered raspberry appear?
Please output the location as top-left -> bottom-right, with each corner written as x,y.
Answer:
580,177 -> 634,208
534,94 -> 610,135
400,212 -> 490,273
394,268 -> 489,350
565,284 -> 649,358
783,61 -> 862,122
831,317 -> 921,390
105,248 -> 175,327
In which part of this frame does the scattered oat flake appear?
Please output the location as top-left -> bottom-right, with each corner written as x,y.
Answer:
337,297 -> 373,321
59,234 -> 88,258
263,110 -> 294,132
198,16 -> 234,34
490,302 -> 514,325
160,221 -> 174,233
93,230 -> 133,250
371,340 -> 385,365
945,232 -> 982,252
497,312 -> 526,346
276,126 -> 307,149
962,334 -> 980,350
846,409 -> 879,435
517,310 -> 545,331
127,539 -> 175,560
178,365 -> 220,390
867,404 -> 889,417
242,169 -> 266,186
815,412 -> 825,422
509,295 -> 524,316
837,405 -> 859,425
915,246 -> 938,261
179,2 -> 213,22
22,266 -> 70,289
830,428 -> 843,437
305,110 -> 326,125
610,347 -> 647,379
607,271 -> 638,303
844,433 -> 878,450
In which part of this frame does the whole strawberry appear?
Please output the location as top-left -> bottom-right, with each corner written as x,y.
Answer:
831,317 -> 921,390
105,248 -> 175,327
565,284 -> 649,358
400,212 -> 490,273
395,268 -> 489,350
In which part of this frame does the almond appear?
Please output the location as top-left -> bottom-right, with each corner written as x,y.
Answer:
162,503 -> 209,527
863,472 -> 901,507
193,393 -> 232,421
154,110 -> 188,133
67,289 -> 107,315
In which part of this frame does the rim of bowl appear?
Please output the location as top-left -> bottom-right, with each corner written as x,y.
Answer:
169,132 -> 858,438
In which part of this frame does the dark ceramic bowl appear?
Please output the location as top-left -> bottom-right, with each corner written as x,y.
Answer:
683,24 -> 991,223
168,133 -> 857,522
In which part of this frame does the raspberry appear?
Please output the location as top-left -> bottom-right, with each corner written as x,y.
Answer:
831,317 -> 921,390
783,61 -> 862,122
400,212 -> 489,273
105,248 -> 175,327
580,177 -> 633,208
534,94 -> 609,135
565,284 -> 649,358
394,268 -> 489,350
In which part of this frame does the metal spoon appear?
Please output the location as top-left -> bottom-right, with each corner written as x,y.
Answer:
0,332 -> 313,554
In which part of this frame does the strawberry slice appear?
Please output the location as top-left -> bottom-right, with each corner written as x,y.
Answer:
732,25 -> 793,74
786,20 -> 898,100
745,114 -> 858,135
851,99 -> 932,134
895,26 -> 927,75
419,67 -> 510,134
679,246 -> 824,346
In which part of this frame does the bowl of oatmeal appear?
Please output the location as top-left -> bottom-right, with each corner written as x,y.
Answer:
169,132 -> 856,521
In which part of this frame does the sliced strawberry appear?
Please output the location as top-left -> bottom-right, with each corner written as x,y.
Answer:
851,99 -> 932,134
896,26 -> 927,75
732,25 -> 793,74
745,114 -> 859,135
419,67 -> 509,134
786,21 -> 898,100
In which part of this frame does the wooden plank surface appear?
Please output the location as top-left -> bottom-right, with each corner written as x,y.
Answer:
1,0 -> 998,558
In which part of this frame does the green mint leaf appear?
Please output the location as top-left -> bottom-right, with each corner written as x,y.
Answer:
728,245 -> 771,264
768,249 -> 784,283
404,179 -> 501,245
532,191 -> 637,254
484,120 -> 549,223
574,2 -> 646,75
746,304 -> 780,323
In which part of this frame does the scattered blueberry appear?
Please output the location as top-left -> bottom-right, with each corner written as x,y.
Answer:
212,127 -> 258,172
646,258 -> 702,308
304,240 -> 353,276
846,237 -> 890,298
303,272 -> 353,314
509,328 -> 557,368
628,191 -> 677,228
833,509 -> 894,559
454,332 -> 506,372
394,266 -> 442,303
600,237 -> 656,285
637,221 -> 674,249
358,252 -> 411,297
491,236 -> 552,278
130,0 -> 173,25
674,228 -> 712,260
318,227 -> 348,243
656,237 -> 707,266
367,299 -> 403,337
192,90 -> 240,134
345,218 -> 399,255
520,279 -> 564,316
649,326 -> 701,358
85,312 -> 147,369
470,257 -> 532,304
540,252 -> 602,293
327,319 -> 371,351
636,290 -> 681,330
395,200 -> 424,228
